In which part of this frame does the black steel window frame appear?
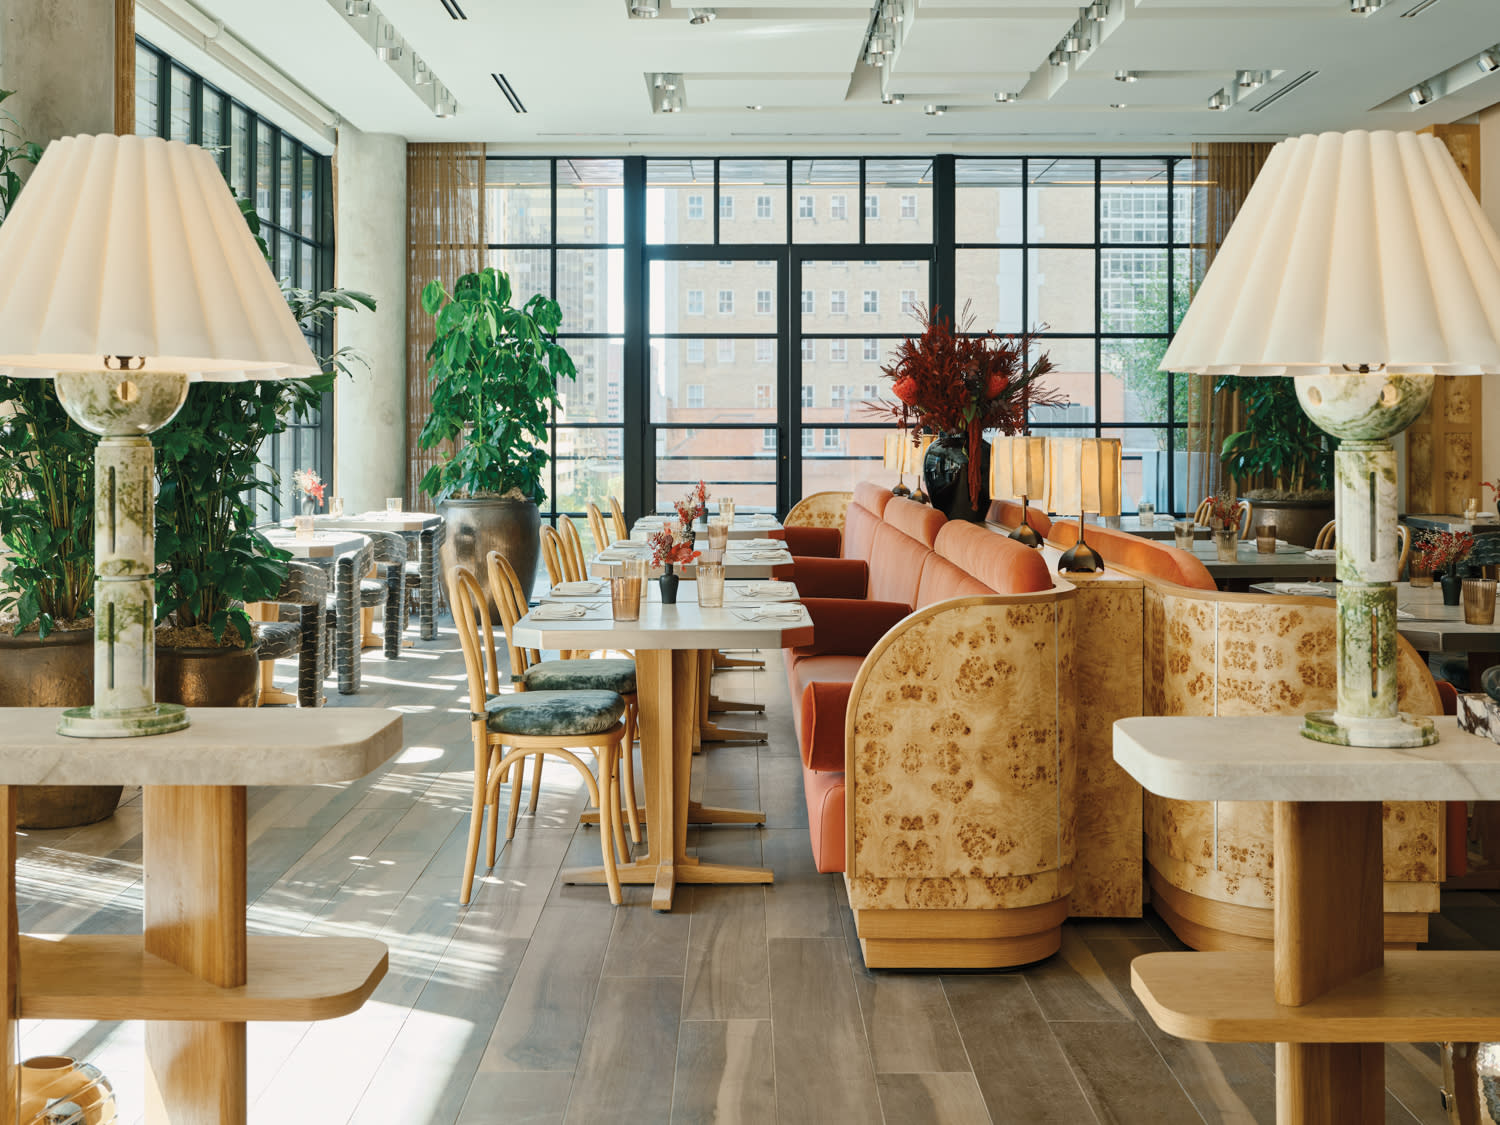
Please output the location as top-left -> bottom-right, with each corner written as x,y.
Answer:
478,153 -> 1193,524
135,37 -> 335,522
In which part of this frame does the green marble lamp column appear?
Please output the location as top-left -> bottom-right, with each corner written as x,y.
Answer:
1295,369 -> 1437,749
53,368 -> 191,738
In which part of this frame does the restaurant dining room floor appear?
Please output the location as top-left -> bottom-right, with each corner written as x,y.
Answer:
12,621 -> 1484,1124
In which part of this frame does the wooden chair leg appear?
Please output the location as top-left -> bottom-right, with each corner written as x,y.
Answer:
484,767 -> 501,870
595,772 -> 622,907
527,750 -> 544,814
621,703 -> 640,844
460,767 -> 487,906
607,750 -> 630,864
506,753 -> 525,841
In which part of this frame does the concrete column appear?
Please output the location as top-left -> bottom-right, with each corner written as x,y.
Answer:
0,0 -> 117,145
334,122 -> 408,512
1480,103 -> 1500,492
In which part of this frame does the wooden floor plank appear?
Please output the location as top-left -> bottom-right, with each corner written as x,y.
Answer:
457,1071 -> 572,1125
761,829 -> 841,940
877,1072 -> 994,1125
563,975 -> 682,1125
1049,1019 -> 1206,1125
682,885 -> 770,1021
671,1019 -> 777,1125
1022,925 -> 1136,1023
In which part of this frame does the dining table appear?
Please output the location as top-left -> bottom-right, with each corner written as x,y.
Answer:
631,513 -> 786,542
1188,538 -> 1336,583
304,511 -> 445,640
512,581 -> 814,911
1103,514 -> 1210,541
260,527 -> 369,561
1403,513 -> 1500,537
590,540 -> 794,581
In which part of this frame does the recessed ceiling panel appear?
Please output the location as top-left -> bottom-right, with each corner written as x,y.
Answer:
687,76 -> 854,107
894,12 -> 1076,73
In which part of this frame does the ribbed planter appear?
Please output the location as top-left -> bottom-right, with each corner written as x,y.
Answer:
1240,494 -> 1333,549
439,497 -> 542,610
156,645 -> 260,708
0,629 -> 123,829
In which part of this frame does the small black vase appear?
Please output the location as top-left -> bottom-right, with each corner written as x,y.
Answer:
922,433 -> 991,522
1441,573 -> 1462,606
659,564 -> 680,605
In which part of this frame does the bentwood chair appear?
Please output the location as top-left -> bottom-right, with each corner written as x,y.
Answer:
585,502 -> 612,558
1316,519 -> 1411,576
558,515 -> 588,577
540,525 -> 570,587
449,564 -> 624,906
607,496 -> 629,542
1193,497 -> 1253,538
1314,519 -> 1337,550
487,550 -> 641,846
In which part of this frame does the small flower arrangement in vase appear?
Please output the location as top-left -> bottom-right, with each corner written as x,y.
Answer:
1414,530 -> 1474,604
1206,491 -> 1245,562
647,519 -> 700,604
1483,478 -> 1500,519
292,468 -> 326,514
675,481 -> 711,529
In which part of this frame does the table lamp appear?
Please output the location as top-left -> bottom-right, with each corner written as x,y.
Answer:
1162,130 -> 1500,748
989,434 -> 1048,547
0,134 -> 319,738
883,431 -> 934,501
1048,437 -> 1121,573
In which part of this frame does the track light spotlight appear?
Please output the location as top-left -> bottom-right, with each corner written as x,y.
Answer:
1236,69 -> 1267,89
1114,70 -> 1138,83
1207,90 -> 1229,110
924,104 -> 945,116
1086,2 -> 1107,21
1478,49 -> 1500,74
434,89 -> 456,117
690,7 -> 717,24
1349,0 -> 1383,11
1408,83 -> 1432,106
345,0 -> 370,14
1049,50 -> 1067,67
1062,29 -> 1081,53
994,91 -> 1018,103
1109,103 -> 1127,109
630,0 -> 660,16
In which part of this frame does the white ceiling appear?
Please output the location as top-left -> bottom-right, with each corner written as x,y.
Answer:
171,0 -> 1500,151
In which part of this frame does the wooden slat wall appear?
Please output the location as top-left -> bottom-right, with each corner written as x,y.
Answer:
1408,124 -> 1484,514
115,0 -> 135,136
405,143 -> 486,506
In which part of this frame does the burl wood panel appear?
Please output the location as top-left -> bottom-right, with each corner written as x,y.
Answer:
1067,578 -> 1145,918
846,593 -> 1076,913
785,491 -> 853,531
1142,591 -> 1443,919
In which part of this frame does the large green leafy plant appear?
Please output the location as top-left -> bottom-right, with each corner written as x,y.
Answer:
152,200 -> 375,645
418,267 -> 576,504
1216,375 -> 1334,493
0,90 -> 92,638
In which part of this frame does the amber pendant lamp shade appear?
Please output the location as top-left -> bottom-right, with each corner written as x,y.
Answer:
1161,130 -> 1500,747
0,135 -> 318,738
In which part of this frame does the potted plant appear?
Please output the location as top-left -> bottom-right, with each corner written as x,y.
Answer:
417,267 -> 576,599
871,303 -> 1059,522
153,199 -> 375,705
1217,375 -> 1335,546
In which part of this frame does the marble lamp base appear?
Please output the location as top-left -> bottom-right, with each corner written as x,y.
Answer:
59,703 -> 189,739
1303,710 -> 1438,748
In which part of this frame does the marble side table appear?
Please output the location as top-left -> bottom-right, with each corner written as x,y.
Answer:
1114,715 -> 1500,1123
0,707 -> 403,1125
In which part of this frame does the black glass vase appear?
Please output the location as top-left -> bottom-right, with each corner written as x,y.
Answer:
659,564 -> 680,604
922,433 -> 991,523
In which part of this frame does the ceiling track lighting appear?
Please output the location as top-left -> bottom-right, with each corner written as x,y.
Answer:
689,7 -> 717,24
413,56 -> 432,85
924,104 -> 944,116
1349,0 -> 1383,11
630,0 -> 660,17
344,0 -> 370,15
1086,2 -> 1108,21
1062,30 -> 1082,53
1236,69 -> 1268,89
1049,49 -> 1067,67
1478,49 -> 1500,74
1109,103 -> 1127,109
1408,82 -> 1432,106
433,87 -> 456,118
1207,89 -> 1230,110
1114,70 -> 1138,83
994,91 -> 1018,103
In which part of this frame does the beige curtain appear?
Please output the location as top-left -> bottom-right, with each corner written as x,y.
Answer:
1181,142 -> 1275,508
406,142 -> 486,505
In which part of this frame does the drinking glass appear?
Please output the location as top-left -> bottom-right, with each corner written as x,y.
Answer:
697,559 -> 725,608
1138,502 -> 1155,529
386,497 -> 402,514
1172,520 -> 1195,551
720,496 -> 736,523
707,518 -> 730,552
1213,527 -> 1238,562
329,496 -> 345,519
1410,560 -> 1434,588
1464,578 -> 1497,625
1256,522 -> 1278,555
293,515 -> 315,540
611,559 -> 645,622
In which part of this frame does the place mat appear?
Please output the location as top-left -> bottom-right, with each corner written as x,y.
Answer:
729,581 -> 799,601
732,551 -> 789,561
734,604 -> 809,622
552,581 -> 603,595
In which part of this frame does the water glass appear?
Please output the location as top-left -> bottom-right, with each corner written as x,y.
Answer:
328,496 -> 345,519
1410,561 -> 1434,588
1256,522 -> 1278,555
707,518 -> 730,552
611,559 -> 646,622
697,559 -> 726,608
1172,520 -> 1195,551
1464,578 -> 1497,625
1138,502 -> 1155,529
386,497 -> 402,514
719,496 -> 735,523
1213,527 -> 1238,563
293,515 -> 315,540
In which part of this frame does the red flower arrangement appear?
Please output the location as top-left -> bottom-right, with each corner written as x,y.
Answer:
1415,529 -> 1474,575
674,480 -> 710,525
868,303 -> 1062,508
647,520 -> 700,569
1205,490 -> 1243,532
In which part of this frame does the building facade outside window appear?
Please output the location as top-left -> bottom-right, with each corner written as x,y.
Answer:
756,289 -> 773,315
687,289 -> 704,315
798,195 -> 814,219
863,290 -> 880,314
801,289 -> 814,315
687,384 -> 704,408
687,338 -> 705,362
720,194 -> 734,219
687,193 -> 704,220
830,194 -> 847,221
756,194 -> 772,220
830,340 -> 847,362
900,194 -> 918,220
718,289 -> 734,314
830,289 -> 847,315
865,194 -> 879,219
717,339 -> 735,363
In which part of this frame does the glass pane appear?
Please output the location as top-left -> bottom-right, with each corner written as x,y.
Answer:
955,158 -> 1022,244
1100,159 -> 1171,245
230,105 -> 251,200
864,158 -> 933,244
801,341 -> 893,422
800,428 -> 899,496
801,259 -> 929,335
1103,426 -> 1174,515
557,249 -> 623,333
791,159 -> 859,244
300,243 -> 315,291
134,47 -> 160,136
1173,247 -> 1196,328
168,67 -> 193,142
255,128 -> 273,220
1029,249 -> 1095,333
957,249 -> 1023,335
300,150 -> 316,238
1100,248 -> 1168,335
554,429 -> 624,524
653,428 -> 776,512
650,259 -> 780,336
1027,338 -> 1095,429
1103,339 -> 1176,427
1173,158 -> 1197,245
201,89 -> 223,152
555,338 -> 624,424
718,159 -> 786,245
487,248 -> 551,304
276,235 -> 293,285
557,158 -> 624,244
279,140 -> 295,230
1027,158 -> 1095,243
648,339 -> 777,423
648,158 -> 714,244
486,158 -> 551,244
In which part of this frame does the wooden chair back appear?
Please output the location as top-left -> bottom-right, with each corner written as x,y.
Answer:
448,565 -> 502,715
1397,523 -> 1411,578
608,496 -> 629,541
585,502 -> 612,556
1237,502 -> 1252,539
540,525 -> 568,587
1192,497 -> 1252,538
1315,520 -> 1337,550
1193,498 -> 1213,526
486,550 -> 541,682
558,516 -> 587,580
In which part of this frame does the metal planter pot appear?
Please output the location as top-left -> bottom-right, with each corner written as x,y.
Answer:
0,628 -> 123,829
156,645 -> 260,709
1240,495 -> 1334,549
439,497 -> 542,610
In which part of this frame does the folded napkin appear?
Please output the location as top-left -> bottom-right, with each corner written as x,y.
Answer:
730,538 -> 783,549
530,602 -> 588,620
737,604 -> 807,621
551,581 -> 603,596
1303,549 -> 1337,561
597,548 -> 643,561
737,551 -> 788,561
1274,583 -> 1332,597
732,580 -> 799,601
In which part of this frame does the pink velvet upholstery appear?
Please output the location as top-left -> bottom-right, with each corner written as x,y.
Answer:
986,499 -> 1053,538
802,768 -> 845,874
1047,521 -> 1216,590
782,526 -> 841,558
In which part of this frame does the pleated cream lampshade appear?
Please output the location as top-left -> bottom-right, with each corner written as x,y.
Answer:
0,134 -> 319,380
989,435 -> 1048,501
883,431 -> 933,474
1161,130 -> 1500,376
1047,437 -> 1121,517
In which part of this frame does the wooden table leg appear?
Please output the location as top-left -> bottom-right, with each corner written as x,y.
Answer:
1273,800 -> 1385,1124
143,786 -> 248,1125
1,787 -> 17,1120
697,651 -> 765,743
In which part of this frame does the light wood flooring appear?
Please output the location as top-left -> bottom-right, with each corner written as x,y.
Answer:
13,622 -> 1488,1124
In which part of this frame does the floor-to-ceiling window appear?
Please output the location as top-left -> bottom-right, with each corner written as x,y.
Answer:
135,38 -> 334,522
475,153 -> 1194,528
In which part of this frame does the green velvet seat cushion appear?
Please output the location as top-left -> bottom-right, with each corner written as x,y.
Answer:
484,689 -> 624,737
521,658 -> 636,695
